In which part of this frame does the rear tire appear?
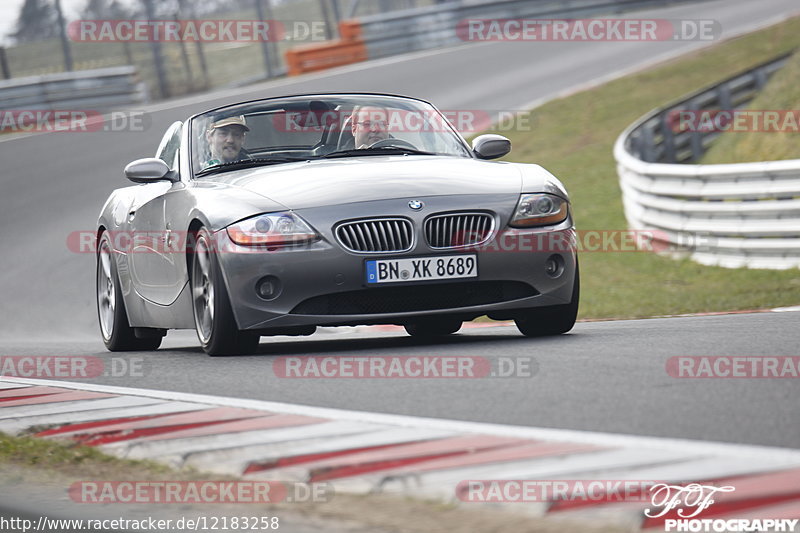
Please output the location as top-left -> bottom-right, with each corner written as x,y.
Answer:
96,232 -> 162,351
190,227 -> 260,356
515,264 -> 580,338
404,317 -> 462,337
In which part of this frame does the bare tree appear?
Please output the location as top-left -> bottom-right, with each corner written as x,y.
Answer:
12,0 -> 59,43
80,0 -> 132,18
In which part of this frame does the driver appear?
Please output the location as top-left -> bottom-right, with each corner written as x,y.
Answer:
203,115 -> 250,169
350,106 -> 393,148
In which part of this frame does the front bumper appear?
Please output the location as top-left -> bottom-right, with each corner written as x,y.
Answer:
214,196 -> 577,331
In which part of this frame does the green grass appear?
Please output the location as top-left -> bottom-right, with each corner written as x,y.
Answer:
0,431 -> 176,477
478,16 -> 800,319
701,49 -> 800,163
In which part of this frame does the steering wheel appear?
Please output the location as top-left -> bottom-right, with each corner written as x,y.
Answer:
368,138 -> 418,150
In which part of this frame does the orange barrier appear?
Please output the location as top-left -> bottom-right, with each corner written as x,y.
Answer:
285,20 -> 366,76
338,20 -> 362,41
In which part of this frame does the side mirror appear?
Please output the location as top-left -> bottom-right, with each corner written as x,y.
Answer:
124,158 -> 177,183
472,134 -> 511,160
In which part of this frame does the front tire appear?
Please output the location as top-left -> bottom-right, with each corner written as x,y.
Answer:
190,227 -> 260,356
514,264 -> 580,337
96,232 -> 162,351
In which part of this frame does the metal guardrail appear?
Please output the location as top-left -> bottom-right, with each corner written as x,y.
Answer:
614,53 -> 800,270
287,0 -> 707,75
0,66 -> 149,111
354,0 -> 695,60
624,54 -> 792,164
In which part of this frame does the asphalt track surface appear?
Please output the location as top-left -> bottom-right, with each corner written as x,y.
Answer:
1,0 -> 798,448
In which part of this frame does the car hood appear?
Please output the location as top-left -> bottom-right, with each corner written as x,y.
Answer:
201,156 -> 527,209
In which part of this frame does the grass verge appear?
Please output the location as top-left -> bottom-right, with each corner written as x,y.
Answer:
0,432 -> 624,533
701,49 -> 800,163
0,431 -> 177,478
478,16 -> 800,319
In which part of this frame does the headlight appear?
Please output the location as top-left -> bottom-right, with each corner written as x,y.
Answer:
509,193 -> 569,228
226,212 -> 319,246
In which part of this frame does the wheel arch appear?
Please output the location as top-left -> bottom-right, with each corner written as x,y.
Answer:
186,218 -> 206,281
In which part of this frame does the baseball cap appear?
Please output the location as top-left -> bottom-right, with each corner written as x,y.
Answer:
208,115 -> 250,132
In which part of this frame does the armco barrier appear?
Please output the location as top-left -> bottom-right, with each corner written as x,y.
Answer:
285,0 -> 706,75
614,53 -> 800,270
0,66 -> 149,111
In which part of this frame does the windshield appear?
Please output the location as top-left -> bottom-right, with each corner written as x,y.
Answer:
190,94 -> 472,176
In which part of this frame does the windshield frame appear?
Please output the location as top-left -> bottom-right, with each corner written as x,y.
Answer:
188,93 -> 475,178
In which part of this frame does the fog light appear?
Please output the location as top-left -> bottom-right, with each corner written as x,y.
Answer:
545,255 -> 565,278
256,276 -> 282,300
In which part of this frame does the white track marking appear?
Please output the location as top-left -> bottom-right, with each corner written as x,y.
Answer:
2,377 -> 799,462
0,401 -> 206,434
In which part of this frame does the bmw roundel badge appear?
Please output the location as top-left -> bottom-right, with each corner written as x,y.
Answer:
408,200 -> 424,211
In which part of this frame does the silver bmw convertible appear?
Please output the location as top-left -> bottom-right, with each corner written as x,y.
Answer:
96,94 -> 578,355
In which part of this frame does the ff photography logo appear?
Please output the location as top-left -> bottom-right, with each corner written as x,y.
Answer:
646,483 -> 798,532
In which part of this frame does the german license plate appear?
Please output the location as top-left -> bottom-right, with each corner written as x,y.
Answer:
366,255 -> 478,284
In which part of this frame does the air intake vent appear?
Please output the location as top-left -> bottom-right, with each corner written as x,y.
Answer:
291,281 -> 538,315
336,218 -> 414,253
425,213 -> 493,249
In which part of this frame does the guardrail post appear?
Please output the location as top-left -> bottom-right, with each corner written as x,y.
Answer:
717,83 -> 732,110
629,131 -> 641,157
640,125 -> 655,163
0,47 -> 10,79
686,102 -> 703,162
660,111 -> 677,164
754,69 -> 768,90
